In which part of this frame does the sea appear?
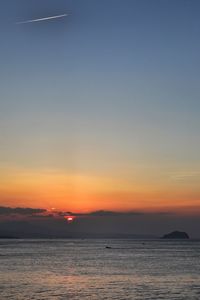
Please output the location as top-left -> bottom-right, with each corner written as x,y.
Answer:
0,239 -> 200,299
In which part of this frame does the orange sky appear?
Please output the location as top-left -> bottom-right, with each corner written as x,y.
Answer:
0,166 -> 200,215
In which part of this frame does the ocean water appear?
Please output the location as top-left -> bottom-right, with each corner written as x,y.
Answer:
0,239 -> 200,299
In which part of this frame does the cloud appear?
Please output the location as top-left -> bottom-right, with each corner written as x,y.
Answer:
56,210 -> 143,217
86,210 -> 143,216
0,206 -> 174,222
170,172 -> 200,181
0,206 -> 46,216
58,210 -> 172,218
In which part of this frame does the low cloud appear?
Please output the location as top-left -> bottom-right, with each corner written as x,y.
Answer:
0,206 -> 46,217
58,209 -> 173,218
82,210 -> 143,217
0,206 -> 174,221
57,210 -> 143,217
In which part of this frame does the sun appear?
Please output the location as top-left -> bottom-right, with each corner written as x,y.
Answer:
64,216 -> 75,223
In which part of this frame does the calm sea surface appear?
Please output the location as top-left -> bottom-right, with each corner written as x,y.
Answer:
0,239 -> 200,299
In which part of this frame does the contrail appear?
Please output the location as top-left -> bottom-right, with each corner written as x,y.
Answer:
16,14 -> 70,25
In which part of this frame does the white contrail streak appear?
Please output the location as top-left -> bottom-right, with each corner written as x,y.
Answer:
16,14 -> 69,24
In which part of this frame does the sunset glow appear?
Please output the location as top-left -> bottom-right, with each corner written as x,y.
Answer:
0,165 -> 200,215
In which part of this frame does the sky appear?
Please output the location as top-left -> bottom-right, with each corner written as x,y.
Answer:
0,0 -> 200,236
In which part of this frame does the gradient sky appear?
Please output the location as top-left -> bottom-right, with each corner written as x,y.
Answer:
0,0 -> 200,217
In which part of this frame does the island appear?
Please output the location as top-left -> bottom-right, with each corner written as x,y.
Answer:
162,231 -> 189,239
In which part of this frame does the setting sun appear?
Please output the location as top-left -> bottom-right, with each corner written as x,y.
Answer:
64,216 -> 75,223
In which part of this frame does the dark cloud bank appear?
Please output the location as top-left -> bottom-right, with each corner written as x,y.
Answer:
0,206 -> 199,239
0,206 -> 46,216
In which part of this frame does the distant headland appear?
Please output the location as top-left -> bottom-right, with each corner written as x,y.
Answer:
162,231 -> 189,239
0,235 -> 19,239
